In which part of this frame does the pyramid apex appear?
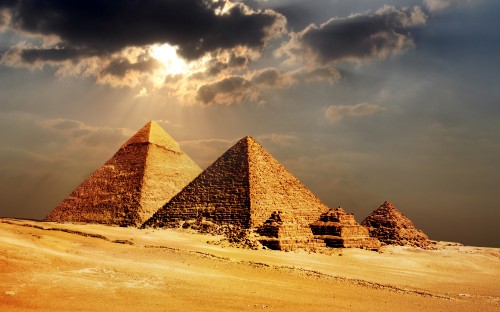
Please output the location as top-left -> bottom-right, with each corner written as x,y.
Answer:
237,135 -> 256,144
145,120 -> 160,128
121,121 -> 181,152
380,201 -> 396,210
230,136 -> 260,152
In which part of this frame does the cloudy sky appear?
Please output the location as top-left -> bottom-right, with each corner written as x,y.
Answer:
0,0 -> 498,247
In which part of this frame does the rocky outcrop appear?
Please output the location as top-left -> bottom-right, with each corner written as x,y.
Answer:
310,208 -> 381,250
143,136 -> 330,251
361,201 -> 430,248
45,121 -> 202,226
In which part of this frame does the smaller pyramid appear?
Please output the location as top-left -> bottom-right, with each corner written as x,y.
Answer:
310,207 -> 381,250
257,211 -> 326,251
46,121 -> 202,226
361,201 -> 430,248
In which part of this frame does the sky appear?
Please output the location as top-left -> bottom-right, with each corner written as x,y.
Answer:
0,0 -> 499,247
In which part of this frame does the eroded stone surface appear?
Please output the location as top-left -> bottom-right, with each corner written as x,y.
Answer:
143,136 -> 330,251
310,208 -> 381,250
143,136 -> 252,229
45,121 -> 202,226
361,201 -> 430,248
257,211 -> 326,251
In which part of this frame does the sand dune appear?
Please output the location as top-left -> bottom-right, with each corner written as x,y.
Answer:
0,218 -> 498,311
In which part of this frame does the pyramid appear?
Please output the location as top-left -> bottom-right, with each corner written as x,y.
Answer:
361,201 -> 430,248
143,136 -> 330,250
45,121 -> 202,226
310,207 -> 381,250
257,211 -> 327,251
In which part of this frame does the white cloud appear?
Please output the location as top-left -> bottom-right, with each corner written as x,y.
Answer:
323,103 -> 384,121
38,118 -> 132,147
423,0 -> 473,12
196,76 -> 259,106
256,133 -> 297,146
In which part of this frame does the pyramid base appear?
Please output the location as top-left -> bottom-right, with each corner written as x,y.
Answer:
256,213 -> 327,251
376,237 -> 431,248
258,236 -> 327,252
314,235 -> 381,250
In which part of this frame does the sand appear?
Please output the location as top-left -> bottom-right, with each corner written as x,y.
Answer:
0,218 -> 498,311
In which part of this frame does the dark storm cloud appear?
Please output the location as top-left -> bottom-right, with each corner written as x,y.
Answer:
270,2 -> 312,31
0,1 -> 17,9
238,0 -> 423,31
196,76 -> 257,105
2,0 -> 284,62
281,6 -> 426,65
102,58 -> 161,78
206,53 -> 249,76
196,67 -> 297,106
236,0 -> 330,29
20,47 -> 84,63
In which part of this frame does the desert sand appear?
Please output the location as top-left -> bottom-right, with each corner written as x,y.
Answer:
0,218 -> 498,311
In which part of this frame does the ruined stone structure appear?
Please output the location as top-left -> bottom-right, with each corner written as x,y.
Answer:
45,121 -> 202,227
257,211 -> 327,251
143,136 -> 330,250
361,201 -> 430,248
310,207 -> 381,250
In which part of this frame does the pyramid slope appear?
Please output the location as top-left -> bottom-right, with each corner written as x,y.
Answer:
143,136 -> 251,228
143,136 -> 329,232
361,201 -> 430,247
247,137 -> 329,227
46,121 -> 202,226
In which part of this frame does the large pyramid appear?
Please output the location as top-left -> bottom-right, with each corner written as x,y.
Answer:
143,136 -> 330,250
361,201 -> 430,248
45,121 -> 202,226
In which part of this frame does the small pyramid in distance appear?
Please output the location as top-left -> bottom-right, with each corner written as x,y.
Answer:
45,121 -> 202,227
143,136 -> 330,250
361,201 -> 430,248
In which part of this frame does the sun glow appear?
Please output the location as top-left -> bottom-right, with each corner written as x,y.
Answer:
150,43 -> 187,76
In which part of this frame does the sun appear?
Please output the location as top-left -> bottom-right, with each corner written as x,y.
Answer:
150,43 -> 187,76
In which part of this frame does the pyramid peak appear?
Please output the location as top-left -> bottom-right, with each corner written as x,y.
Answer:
121,121 -> 181,152
331,206 -> 346,212
380,201 -> 396,210
324,207 -> 352,217
236,135 -> 257,146
145,120 -> 158,126
221,136 -> 261,159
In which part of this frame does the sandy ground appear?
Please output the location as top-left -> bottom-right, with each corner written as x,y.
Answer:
0,218 -> 498,311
